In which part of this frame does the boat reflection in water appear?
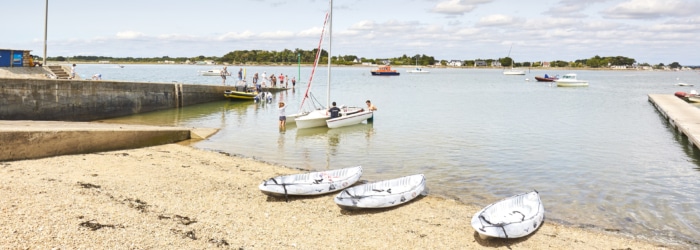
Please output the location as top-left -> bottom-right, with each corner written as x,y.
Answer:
294,122 -> 374,145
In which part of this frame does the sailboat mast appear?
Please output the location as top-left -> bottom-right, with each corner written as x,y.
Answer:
326,0 -> 332,108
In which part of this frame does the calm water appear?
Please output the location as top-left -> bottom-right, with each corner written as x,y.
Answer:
88,63 -> 700,247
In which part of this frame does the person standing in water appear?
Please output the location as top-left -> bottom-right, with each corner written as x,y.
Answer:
366,100 -> 377,111
278,101 -> 287,130
220,66 -> 229,85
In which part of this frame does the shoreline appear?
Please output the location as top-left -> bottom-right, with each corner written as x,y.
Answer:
0,143 -> 681,249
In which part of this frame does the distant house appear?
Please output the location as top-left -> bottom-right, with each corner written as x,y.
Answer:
448,60 -> 463,67
491,61 -> 501,67
542,61 -> 551,67
353,58 -> 361,64
474,60 -> 487,67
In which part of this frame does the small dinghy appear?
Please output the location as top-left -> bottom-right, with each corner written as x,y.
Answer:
259,166 -> 363,201
471,190 -> 544,239
334,174 -> 426,210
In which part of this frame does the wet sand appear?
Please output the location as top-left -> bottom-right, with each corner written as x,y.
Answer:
0,144 -> 676,249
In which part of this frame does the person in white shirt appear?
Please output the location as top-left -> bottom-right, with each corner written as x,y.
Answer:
278,101 -> 287,130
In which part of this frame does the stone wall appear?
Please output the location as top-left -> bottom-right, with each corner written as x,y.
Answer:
0,78 -> 229,121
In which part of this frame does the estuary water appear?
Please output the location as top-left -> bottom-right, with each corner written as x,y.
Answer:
86,63 -> 700,247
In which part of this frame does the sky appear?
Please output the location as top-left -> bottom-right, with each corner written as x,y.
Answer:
3,0 -> 700,65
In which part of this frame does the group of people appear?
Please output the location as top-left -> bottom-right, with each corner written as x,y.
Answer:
220,67 -> 300,91
252,71 -> 297,92
278,99 -> 378,130
220,67 -> 246,85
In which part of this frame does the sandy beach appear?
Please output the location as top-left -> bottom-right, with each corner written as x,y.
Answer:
0,143 -> 679,249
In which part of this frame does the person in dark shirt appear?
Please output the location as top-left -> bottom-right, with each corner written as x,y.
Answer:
328,101 -> 341,118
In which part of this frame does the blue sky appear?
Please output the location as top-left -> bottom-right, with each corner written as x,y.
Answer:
3,0 -> 700,65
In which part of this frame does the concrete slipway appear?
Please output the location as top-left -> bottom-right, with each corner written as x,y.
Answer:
0,120 -> 218,161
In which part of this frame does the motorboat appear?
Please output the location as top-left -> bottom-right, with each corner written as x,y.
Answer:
675,90 -> 700,103
555,73 -> 588,87
326,107 -> 372,129
371,65 -> 400,76
199,68 -> 229,76
224,89 -> 258,101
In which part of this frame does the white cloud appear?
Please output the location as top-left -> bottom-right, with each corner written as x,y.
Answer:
476,14 -> 519,27
431,0 -> 492,15
116,31 -> 145,39
602,0 -> 700,19
258,31 -> 295,39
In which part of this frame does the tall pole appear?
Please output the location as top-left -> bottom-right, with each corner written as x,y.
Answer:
43,0 -> 48,66
326,0 -> 332,107
297,53 -> 300,87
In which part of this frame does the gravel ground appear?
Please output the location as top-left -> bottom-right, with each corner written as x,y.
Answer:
0,144 -> 676,249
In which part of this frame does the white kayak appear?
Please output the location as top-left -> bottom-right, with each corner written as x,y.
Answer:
334,174 -> 426,210
259,166 -> 363,201
471,190 -> 545,239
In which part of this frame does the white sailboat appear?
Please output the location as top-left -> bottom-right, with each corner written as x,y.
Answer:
288,8 -> 332,126
295,3 -> 333,129
502,45 -> 525,75
297,0 -> 372,129
407,57 -> 430,73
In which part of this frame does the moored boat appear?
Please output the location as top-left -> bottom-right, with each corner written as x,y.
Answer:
534,75 -> 558,82
676,90 -> 700,103
555,73 -> 588,87
407,67 -> 429,73
199,68 -> 228,76
371,65 -> 400,76
224,89 -> 258,101
503,69 -> 526,75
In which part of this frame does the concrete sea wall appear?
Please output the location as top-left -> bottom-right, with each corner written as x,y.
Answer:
0,78 -> 229,121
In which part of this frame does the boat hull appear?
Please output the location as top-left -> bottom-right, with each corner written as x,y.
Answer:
327,110 -> 373,129
471,190 -> 545,239
555,81 -> 589,87
259,166 -> 363,197
285,112 -> 309,124
371,71 -> 400,76
334,174 -> 426,210
503,70 -> 525,75
296,109 -> 330,129
224,90 -> 257,100
534,76 -> 557,82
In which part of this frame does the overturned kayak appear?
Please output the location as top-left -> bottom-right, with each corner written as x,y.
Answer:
334,174 -> 426,210
259,166 -> 363,201
471,190 -> 544,239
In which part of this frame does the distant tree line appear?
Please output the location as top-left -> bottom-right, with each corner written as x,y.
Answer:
42,51 -> 691,69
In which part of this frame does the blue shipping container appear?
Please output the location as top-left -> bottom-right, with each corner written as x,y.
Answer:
0,50 -> 11,67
